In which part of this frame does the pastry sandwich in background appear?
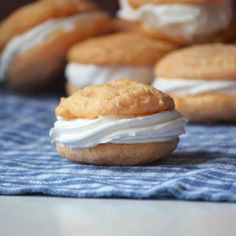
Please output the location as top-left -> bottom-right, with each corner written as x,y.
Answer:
117,0 -> 236,45
153,44 -> 236,123
0,0 -> 111,92
65,32 -> 176,94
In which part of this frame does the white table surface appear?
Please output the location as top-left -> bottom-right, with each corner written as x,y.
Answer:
1,196 -> 236,236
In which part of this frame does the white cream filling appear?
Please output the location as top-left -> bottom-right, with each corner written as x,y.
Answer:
0,12 -> 103,81
118,0 -> 233,40
65,63 -> 154,88
153,78 -> 236,95
50,111 -> 186,149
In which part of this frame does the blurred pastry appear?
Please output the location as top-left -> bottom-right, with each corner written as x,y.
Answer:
65,32 -> 175,94
117,0 -> 236,45
111,17 -> 142,33
153,44 -> 236,122
50,79 -> 186,166
0,0 -> 111,91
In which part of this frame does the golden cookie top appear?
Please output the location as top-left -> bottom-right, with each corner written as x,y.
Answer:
56,79 -> 175,119
128,0 -> 222,8
0,0 -> 97,51
155,44 -> 236,81
67,32 -> 176,66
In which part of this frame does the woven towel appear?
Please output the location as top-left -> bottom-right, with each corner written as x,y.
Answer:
1,88 -> 236,201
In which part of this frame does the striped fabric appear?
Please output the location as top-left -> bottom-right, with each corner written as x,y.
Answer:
1,88 -> 236,201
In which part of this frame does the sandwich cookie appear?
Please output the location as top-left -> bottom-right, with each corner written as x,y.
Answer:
153,44 -> 236,122
50,79 -> 186,166
65,32 -> 175,94
0,0 -> 111,91
117,0 -> 236,45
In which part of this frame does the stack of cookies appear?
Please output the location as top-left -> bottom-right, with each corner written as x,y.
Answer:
1,0 -> 235,93
1,0 -> 236,165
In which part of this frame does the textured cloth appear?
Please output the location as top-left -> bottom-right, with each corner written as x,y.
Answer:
0,88 -> 236,201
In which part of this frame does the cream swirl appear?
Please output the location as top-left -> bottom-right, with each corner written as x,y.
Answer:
153,78 -> 236,95
0,12 -> 103,80
118,0 -> 233,40
50,111 -> 186,149
65,63 -> 154,88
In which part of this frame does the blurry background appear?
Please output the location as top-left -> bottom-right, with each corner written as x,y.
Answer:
0,0 -> 119,20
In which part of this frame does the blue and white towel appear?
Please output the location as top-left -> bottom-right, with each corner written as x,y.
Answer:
0,88 -> 236,201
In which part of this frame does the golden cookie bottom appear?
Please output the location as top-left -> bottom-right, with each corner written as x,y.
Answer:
56,140 -> 179,166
